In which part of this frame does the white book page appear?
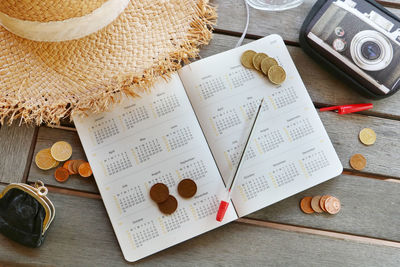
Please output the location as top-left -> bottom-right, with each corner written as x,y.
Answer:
178,34 -> 343,217
73,74 -> 237,262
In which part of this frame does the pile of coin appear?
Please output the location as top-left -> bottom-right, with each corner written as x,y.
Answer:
349,128 -> 376,171
240,50 -> 286,85
300,195 -> 341,215
150,179 -> 197,215
35,141 -> 92,183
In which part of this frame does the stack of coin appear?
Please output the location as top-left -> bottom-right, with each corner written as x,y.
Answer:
34,140 -> 92,183
300,195 -> 341,215
349,128 -> 376,171
149,179 -> 197,215
240,50 -> 286,85
35,141 -> 72,171
150,183 -> 178,215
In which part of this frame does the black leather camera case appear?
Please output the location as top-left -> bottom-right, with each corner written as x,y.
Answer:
300,0 -> 400,99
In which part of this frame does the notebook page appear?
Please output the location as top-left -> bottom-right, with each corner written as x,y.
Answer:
73,74 -> 237,262
178,34 -> 343,217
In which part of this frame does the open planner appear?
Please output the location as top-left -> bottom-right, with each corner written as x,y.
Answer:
73,34 -> 343,262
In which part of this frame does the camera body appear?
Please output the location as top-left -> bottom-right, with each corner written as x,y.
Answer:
306,0 -> 400,96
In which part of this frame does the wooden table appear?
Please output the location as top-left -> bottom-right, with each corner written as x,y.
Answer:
1,0 -> 400,265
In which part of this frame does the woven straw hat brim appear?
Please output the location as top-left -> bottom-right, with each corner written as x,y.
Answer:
0,0 -> 216,125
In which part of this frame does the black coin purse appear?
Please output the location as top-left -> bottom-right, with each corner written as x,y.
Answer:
0,181 -> 55,247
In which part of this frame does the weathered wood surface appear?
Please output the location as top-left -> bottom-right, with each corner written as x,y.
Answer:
247,174 -> 400,241
214,0 -> 400,42
27,127 -> 99,193
0,124 -> 36,184
321,112 -> 400,177
200,33 -> 400,119
1,185 -> 399,266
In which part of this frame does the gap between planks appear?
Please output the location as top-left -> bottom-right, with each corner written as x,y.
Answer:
22,127 -> 39,184
236,218 -> 400,249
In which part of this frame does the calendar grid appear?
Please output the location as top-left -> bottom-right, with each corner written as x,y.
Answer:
153,94 -> 181,118
159,209 -> 190,233
191,195 -> 219,220
227,68 -> 256,88
198,76 -> 227,100
91,118 -> 120,145
114,185 -> 146,214
302,150 -> 330,176
240,175 -> 270,201
132,138 -> 163,164
210,109 -> 242,136
129,221 -> 160,248
164,126 -> 194,151
121,105 -> 150,130
269,162 -> 300,187
177,159 -> 208,182
103,151 -> 133,176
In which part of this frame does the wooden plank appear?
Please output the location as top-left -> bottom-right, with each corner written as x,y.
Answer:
321,112 -> 400,177
27,127 -> 99,193
0,124 -> 36,184
1,185 -> 399,266
246,174 -> 400,242
200,33 -> 400,118
214,0 -> 400,43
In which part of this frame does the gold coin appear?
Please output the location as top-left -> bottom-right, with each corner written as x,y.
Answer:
311,195 -> 323,213
51,141 -> 72,161
261,57 -> 278,75
252,53 -> 268,71
349,153 -> 366,170
35,148 -> 57,170
240,50 -> 257,69
52,160 -> 60,168
359,128 -> 376,146
268,65 -> 286,85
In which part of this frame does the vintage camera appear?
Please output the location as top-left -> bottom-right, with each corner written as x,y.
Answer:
307,0 -> 400,96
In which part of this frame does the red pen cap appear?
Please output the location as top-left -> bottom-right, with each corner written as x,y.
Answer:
319,103 -> 373,114
216,201 -> 229,222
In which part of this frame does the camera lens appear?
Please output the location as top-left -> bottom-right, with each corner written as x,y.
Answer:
361,41 -> 381,60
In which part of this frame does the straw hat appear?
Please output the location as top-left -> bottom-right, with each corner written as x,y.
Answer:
0,0 -> 216,125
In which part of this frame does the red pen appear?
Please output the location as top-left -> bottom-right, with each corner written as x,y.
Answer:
319,103 -> 373,114
216,98 -> 264,222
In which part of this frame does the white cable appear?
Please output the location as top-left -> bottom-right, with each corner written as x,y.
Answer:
235,0 -> 250,47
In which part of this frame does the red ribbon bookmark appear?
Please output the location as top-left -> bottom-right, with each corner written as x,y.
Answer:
319,103 -> 373,115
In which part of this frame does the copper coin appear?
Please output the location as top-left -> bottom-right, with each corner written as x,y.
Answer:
72,159 -> 86,174
324,196 -> 341,215
311,195 -> 323,213
54,167 -> 70,183
177,179 -> 197,198
349,154 -> 366,171
68,160 -> 77,174
300,196 -> 314,214
150,183 -> 169,203
158,195 -> 178,215
319,195 -> 331,212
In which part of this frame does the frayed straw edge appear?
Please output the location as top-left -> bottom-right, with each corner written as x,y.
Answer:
0,0 -> 217,126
